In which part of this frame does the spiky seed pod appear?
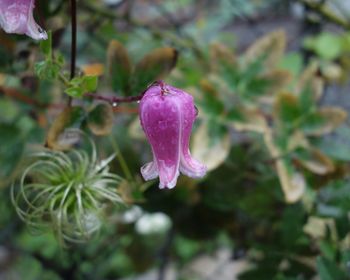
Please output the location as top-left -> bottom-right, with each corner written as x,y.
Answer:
11,141 -> 124,245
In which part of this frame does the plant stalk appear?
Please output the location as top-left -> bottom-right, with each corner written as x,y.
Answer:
68,0 -> 77,106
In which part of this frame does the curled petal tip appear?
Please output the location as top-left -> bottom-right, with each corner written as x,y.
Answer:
141,161 -> 158,181
180,161 -> 207,179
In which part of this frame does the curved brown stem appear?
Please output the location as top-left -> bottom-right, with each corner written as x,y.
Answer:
84,93 -> 143,104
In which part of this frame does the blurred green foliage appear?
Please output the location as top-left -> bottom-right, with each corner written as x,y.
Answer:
1,0 -> 350,279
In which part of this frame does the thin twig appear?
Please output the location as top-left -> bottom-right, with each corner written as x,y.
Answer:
68,0 -> 77,107
83,81 -> 165,104
0,86 -> 46,108
84,93 -> 143,104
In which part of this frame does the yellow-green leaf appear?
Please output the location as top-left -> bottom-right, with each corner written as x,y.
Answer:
302,107 -> 347,136
107,40 -> 132,95
295,147 -> 335,175
210,42 -> 236,71
303,216 -> 336,240
232,108 -> 267,133
262,70 -> 292,94
46,107 -> 85,151
245,29 -> 286,70
263,128 -> 305,203
192,123 -> 230,171
274,92 -> 301,124
132,47 -> 178,94
295,61 -> 324,101
321,62 -> 342,82
277,160 -> 306,203
87,103 -> 114,136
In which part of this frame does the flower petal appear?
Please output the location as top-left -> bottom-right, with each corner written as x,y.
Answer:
177,90 -> 207,178
140,160 -> 158,181
140,88 -> 181,189
0,0 -> 47,40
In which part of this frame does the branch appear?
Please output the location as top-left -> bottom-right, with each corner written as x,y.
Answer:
84,93 -> 143,104
298,0 -> 350,29
68,0 -> 77,106
0,86 -> 46,108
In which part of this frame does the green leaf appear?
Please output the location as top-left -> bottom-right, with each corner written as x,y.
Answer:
107,40 -> 132,95
199,79 -> 225,116
299,86 -> 315,113
294,147 -> 334,175
316,256 -> 347,280
226,108 -> 245,122
307,33 -> 343,60
245,29 -> 286,70
82,76 -> 98,92
65,87 -> 83,98
34,60 -> 61,81
319,240 -> 337,260
65,76 -> 98,98
243,77 -> 272,100
274,93 -> 301,124
192,122 -> 230,171
301,107 -> 347,136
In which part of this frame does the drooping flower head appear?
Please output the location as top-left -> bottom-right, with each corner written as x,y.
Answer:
0,0 -> 47,40
140,81 -> 207,189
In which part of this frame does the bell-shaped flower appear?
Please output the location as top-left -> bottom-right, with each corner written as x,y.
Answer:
139,81 -> 207,189
0,0 -> 47,40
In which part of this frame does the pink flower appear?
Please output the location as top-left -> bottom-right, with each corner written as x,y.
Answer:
0,0 -> 47,40
140,81 -> 207,189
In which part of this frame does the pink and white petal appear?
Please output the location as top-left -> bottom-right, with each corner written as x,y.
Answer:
25,1 -> 47,40
180,154 -> 207,178
0,0 -> 24,33
178,92 -> 207,178
0,0 -> 47,40
140,89 -> 182,189
140,160 -> 158,181
159,169 -> 179,189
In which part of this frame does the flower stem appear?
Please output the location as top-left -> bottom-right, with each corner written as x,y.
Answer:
84,81 -> 165,104
68,0 -> 77,107
109,136 -> 133,181
84,93 -> 143,104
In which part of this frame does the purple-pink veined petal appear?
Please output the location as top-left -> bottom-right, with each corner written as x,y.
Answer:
176,88 -> 207,178
0,0 -> 47,40
140,87 -> 181,189
140,160 -> 158,181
